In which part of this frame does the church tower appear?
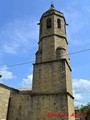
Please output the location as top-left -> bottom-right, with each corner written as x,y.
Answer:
5,4 -> 75,120
32,4 -> 75,120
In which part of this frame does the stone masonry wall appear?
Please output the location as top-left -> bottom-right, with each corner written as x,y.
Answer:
68,95 -> 75,120
8,94 -> 69,120
0,87 -> 10,120
7,95 -> 32,120
33,60 -> 66,93
0,84 -> 19,120
65,62 -> 73,95
65,61 -> 75,120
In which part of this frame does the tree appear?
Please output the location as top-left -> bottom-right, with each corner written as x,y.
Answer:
80,103 -> 90,120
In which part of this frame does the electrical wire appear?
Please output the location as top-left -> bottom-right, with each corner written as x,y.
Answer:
7,61 -> 34,67
0,48 -> 90,68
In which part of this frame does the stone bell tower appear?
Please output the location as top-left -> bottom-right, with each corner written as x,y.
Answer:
32,4 -> 75,120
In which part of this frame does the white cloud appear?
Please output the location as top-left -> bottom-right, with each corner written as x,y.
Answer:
73,79 -> 90,90
0,18 -> 38,55
0,66 -> 15,83
73,90 -> 83,101
72,79 -> 90,106
22,74 -> 32,88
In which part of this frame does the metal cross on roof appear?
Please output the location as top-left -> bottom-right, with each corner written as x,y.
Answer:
51,1 -> 55,8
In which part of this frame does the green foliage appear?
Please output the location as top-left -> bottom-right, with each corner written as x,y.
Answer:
80,103 -> 90,120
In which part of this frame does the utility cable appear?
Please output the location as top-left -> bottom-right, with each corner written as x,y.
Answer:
0,48 -> 90,68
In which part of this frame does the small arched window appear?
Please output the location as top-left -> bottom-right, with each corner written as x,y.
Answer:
57,19 -> 61,28
46,18 -> 52,28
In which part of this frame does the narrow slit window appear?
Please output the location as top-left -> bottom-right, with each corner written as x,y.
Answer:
46,18 -> 52,28
57,19 -> 61,28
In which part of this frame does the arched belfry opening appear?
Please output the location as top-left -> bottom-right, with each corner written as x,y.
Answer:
57,18 -> 61,28
46,18 -> 52,28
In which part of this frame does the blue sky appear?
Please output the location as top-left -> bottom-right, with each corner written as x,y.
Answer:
0,0 -> 90,106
